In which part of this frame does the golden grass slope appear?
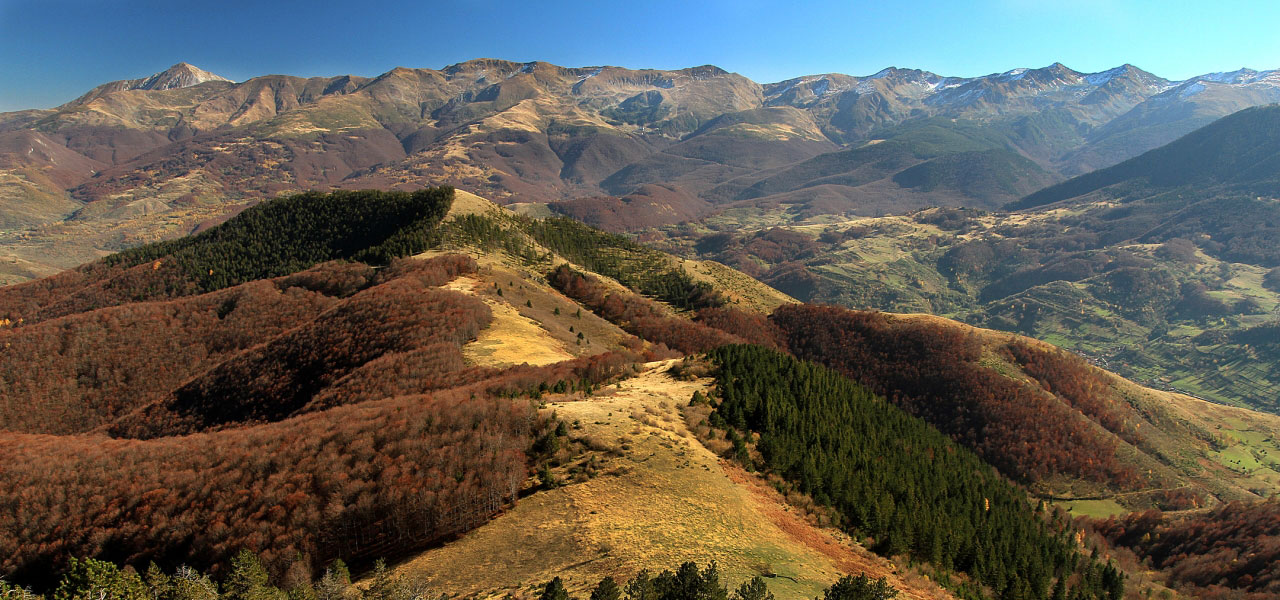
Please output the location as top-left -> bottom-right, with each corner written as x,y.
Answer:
391,361 -> 954,600
428,189 -> 795,316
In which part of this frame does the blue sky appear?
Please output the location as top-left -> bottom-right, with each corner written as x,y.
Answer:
2,0 -> 1278,111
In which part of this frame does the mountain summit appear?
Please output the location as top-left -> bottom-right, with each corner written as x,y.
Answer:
70,62 -> 231,104
132,62 -> 231,90
3,57 -> 1280,286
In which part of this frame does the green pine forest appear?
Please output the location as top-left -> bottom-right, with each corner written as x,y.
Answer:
704,345 -> 1124,600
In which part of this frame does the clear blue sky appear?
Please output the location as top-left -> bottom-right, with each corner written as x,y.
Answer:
2,0 -> 1278,111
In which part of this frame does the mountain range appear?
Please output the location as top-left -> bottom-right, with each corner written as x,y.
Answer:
3,59 -> 1280,283
4,185 -> 1276,600
670,104 -> 1280,416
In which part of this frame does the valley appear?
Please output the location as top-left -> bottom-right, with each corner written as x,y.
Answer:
3,51 -> 1280,600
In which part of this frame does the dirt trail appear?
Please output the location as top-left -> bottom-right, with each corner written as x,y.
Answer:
393,361 -> 954,600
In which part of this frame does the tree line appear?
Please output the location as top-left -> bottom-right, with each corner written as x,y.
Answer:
2,552 -> 901,600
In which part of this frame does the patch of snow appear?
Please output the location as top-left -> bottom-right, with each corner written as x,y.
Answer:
1084,66 -> 1128,86
1172,68 -> 1280,89
811,77 -> 830,96
931,77 -> 966,91
927,85 -> 986,107
956,88 -> 986,103
1254,70 -> 1280,84
770,80 -> 798,97
997,68 -> 1028,82
869,67 -> 894,79
577,68 -> 603,81
1179,82 -> 1206,98
1199,68 -> 1257,84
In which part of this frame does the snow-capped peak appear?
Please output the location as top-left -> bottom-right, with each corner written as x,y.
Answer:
1084,65 -> 1130,86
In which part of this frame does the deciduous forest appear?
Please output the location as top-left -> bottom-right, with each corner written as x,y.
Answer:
0,185 -> 1180,600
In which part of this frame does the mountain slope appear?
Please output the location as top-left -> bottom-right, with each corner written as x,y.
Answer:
9,184 -> 1280,599
1012,104 -> 1280,209
3,60 -> 1280,282
670,106 -> 1280,418
0,184 -> 963,600
392,361 -> 955,600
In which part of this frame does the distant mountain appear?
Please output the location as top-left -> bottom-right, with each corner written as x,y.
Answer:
70,62 -> 233,104
2,58 -> 1279,284
675,107 -> 1280,415
1011,104 -> 1280,209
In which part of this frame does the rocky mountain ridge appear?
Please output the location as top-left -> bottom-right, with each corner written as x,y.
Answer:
1,58 -> 1278,283
69,62 -> 233,105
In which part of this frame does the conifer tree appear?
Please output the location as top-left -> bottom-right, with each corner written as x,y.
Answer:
170,566 -> 219,600
51,558 -> 149,600
538,576 -> 571,600
589,576 -> 621,600
820,574 -> 897,600
732,577 -> 774,600
223,550 -> 285,600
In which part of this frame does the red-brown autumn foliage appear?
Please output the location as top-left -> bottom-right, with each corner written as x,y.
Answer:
0,389 -> 532,588
1002,341 -> 1145,447
0,258 -> 197,326
1095,500 -> 1280,598
692,306 -> 785,349
547,264 -> 746,354
116,259 -> 492,437
0,257 -> 485,437
0,253 -> 661,589
769,305 -> 1140,487
0,268 -> 342,434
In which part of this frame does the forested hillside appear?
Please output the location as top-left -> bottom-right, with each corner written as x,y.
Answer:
0,187 -> 667,590
706,345 -> 1123,600
0,187 -> 454,325
1095,501 -> 1280,599
10,183 -> 1280,600
1,554 -> 899,600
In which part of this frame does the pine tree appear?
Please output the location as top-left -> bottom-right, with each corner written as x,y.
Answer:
820,574 -> 898,600
733,577 -> 775,600
0,579 -> 41,600
625,571 -> 656,600
52,557 -> 149,600
538,576 -> 571,600
314,563 -> 353,600
171,566 -> 219,600
589,576 -> 622,600
363,560 -> 406,600
223,550 -> 285,600
1050,577 -> 1067,600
